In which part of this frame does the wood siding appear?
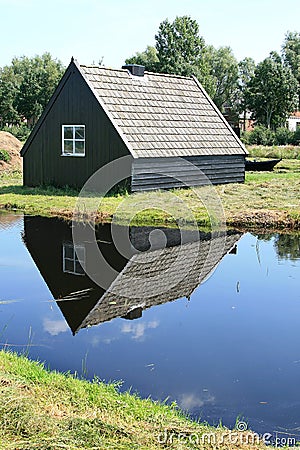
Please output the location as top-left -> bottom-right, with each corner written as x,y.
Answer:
131,155 -> 245,192
23,63 -> 130,188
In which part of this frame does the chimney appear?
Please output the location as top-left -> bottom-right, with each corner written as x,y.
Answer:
122,64 -> 145,77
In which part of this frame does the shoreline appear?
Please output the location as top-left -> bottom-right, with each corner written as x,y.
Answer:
0,350 -> 270,449
1,205 -> 300,234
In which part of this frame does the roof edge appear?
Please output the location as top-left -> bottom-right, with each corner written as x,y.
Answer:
75,60 -> 137,157
21,60 -> 75,157
191,75 -> 248,155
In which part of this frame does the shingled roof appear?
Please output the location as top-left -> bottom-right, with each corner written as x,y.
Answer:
78,62 -> 247,158
71,231 -> 242,333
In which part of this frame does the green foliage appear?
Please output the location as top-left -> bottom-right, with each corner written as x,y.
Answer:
243,126 -> 300,146
155,15 -> 206,77
125,45 -> 159,72
238,57 -> 256,119
1,124 -> 31,141
205,45 -> 239,114
248,145 -> 300,160
0,53 -> 65,127
245,125 -> 276,146
246,52 -> 298,129
291,127 -> 300,145
274,234 -> 300,260
0,149 -> 11,162
275,127 -> 294,145
282,31 -> 300,106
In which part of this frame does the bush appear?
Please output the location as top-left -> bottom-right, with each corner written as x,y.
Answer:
1,125 -> 31,141
247,126 -> 276,146
290,128 -> 300,146
243,125 -> 300,147
275,127 -> 294,145
240,131 -> 250,145
0,149 -> 11,163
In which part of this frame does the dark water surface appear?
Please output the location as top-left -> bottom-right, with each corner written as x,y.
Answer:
0,212 -> 300,437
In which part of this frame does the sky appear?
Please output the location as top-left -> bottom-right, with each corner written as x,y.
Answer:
1,0 -> 300,69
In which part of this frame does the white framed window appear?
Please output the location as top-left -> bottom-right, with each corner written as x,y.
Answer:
62,125 -> 85,156
62,243 -> 85,275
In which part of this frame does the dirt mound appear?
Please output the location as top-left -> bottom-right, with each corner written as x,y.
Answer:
0,131 -> 22,170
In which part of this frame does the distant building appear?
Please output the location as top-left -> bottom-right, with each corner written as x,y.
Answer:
287,111 -> 300,132
239,112 -> 255,133
21,59 -> 247,191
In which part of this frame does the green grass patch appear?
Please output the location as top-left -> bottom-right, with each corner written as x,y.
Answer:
0,160 -> 299,230
0,149 -> 11,163
0,350 -> 269,449
247,145 -> 300,160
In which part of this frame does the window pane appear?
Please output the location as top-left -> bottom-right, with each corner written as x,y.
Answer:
75,126 -> 85,139
75,260 -> 85,275
75,246 -> 85,262
75,141 -> 85,154
64,259 -> 74,273
64,245 -> 74,259
64,140 -> 73,153
64,126 -> 73,139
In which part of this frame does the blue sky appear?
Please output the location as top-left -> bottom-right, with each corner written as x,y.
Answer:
1,0 -> 300,68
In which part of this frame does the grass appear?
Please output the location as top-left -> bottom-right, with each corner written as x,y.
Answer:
0,350 -> 269,450
247,145 -> 300,160
0,159 -> 299,230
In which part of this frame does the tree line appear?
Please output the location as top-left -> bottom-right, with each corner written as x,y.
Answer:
0,53 -> 65,138
125,16 -> 300,131
1,16 -> 300,141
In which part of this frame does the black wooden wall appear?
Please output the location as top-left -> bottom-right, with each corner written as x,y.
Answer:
131,155 -> 245,192
23,62 -> 130,188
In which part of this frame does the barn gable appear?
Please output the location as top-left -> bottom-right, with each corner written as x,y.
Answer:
21,60 -> 130,187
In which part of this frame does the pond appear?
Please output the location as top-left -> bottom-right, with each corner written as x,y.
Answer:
0,212 -> 300,438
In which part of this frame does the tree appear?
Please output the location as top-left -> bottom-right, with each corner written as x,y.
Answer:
205,46 -> 239,114
282,31 -> 300,106
125,46 -> 159,72
0,53 -> 65,127
245,52 -> 298,129
238,57 -> 256,128
155,16 -> 207,78
0,65 -> 21,126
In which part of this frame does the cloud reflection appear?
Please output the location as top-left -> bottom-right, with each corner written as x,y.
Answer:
43,318 -> 68,336
179,392 -> 215,410
121,320 -> 159,340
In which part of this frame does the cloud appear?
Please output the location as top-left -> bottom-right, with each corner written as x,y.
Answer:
121,320 -> 159,340
179,392 -> 215,410
89,335 -> 116,346
43,318 -> 68,336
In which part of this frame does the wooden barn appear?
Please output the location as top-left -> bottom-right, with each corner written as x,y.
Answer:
21,59 -> 247,191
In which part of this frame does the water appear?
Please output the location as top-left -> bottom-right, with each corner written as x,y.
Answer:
0,212 -> 300,437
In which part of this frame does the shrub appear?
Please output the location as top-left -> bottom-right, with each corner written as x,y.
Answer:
290,128 -> 300,146
247,126 -> 275,146
0,149 -> 11,163
275,127 -> 294,145
240,131 -> 250,145
1,124 -> 31,141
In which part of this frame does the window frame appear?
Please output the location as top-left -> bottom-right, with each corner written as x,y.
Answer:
62,243 -> 86,276
61,124 -> 86,157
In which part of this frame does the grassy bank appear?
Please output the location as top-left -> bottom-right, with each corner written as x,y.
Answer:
0,350 -> 268,450
0,158 -> 299,230
247,145 -> 300,160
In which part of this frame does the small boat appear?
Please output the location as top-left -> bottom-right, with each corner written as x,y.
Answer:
245,158 -> 282,171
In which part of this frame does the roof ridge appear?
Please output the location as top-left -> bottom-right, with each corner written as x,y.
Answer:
80,64 -> 193,80
145,71 -> 192,80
